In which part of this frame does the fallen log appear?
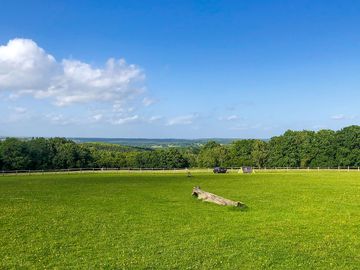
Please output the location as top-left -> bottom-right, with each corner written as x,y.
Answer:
192,186 -> 246,208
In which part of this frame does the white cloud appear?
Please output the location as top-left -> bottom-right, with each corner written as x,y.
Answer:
219,114 -> 240,121
142,97 -> 156,106
148,115 -> 163,123
227,115 -> 238,121
13,106 -> 27,114
110,115 -> 139,125
91,114 -> 103,122
2,106 -> 30,123
45,113 -> 77,125
0,38 -> 145,107
331,114 -> 346,120
331,114 -> 356,121
167,114 -> 197,126
0,39 -> 57,92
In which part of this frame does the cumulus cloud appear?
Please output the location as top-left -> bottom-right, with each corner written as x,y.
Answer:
0,38 -> 145,107
0,39 -> 57,92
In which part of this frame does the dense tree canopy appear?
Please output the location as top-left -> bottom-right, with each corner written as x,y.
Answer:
1,125 -> 360,170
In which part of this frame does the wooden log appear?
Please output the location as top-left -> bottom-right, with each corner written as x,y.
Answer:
192,186 -> 245,208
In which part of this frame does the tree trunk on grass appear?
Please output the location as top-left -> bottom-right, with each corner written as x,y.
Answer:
192,186 -> 245,208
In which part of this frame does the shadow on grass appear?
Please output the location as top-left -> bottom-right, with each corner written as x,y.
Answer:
228,204 -> 249,212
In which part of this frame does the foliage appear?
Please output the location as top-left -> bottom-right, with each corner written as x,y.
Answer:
1,125 -> 360,170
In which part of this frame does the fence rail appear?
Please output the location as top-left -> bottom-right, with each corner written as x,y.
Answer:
1,166 -> 360,176
0,167 -> 186,176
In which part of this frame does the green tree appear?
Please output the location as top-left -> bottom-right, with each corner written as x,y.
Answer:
157,148 -> 189,168
335,125 -> 360,166
309,130 -> 336,167
251,140 -> 268,167
230,140 -> 255,166
267,131 -> 300,167
27,138 -> 54,169
0,138 -> 31,170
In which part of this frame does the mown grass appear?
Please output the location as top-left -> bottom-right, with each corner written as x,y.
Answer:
1,171 -> 360,269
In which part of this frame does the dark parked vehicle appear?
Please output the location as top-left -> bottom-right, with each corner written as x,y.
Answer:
213,167 -> 227,173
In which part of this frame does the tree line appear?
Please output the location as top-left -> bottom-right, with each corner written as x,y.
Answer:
1,125 -> 360,170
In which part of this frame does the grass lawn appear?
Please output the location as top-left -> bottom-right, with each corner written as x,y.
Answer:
1,171 -> 360,269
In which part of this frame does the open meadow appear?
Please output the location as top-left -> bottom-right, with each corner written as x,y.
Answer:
1,171 -> 360,269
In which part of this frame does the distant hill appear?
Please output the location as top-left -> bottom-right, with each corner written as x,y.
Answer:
82,142 -> 150,152
70,137 -> 237,148
0,136 -> 267,148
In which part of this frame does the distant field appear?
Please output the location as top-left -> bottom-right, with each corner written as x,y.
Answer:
1,172 -> 360,269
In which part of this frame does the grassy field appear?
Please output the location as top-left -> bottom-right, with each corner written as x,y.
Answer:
1,171 -> 360,269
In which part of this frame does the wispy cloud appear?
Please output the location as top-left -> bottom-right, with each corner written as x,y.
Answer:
45,113 -> 78,125
13,107 -> 27,114
218,114 -> 240,121
142,97 -> 156,107
167,114 -> 198,126
148,115 -> 163,123
2,106 -> 30,123
331,114 -> 356,121
91,114 -> 103,122
110,115 -> 140,125
331,114 -> 346,120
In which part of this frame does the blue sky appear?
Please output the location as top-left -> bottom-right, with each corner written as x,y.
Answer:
0,0 -> 360,138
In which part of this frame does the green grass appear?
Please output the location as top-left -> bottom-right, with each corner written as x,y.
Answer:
1,171 -> 360,269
